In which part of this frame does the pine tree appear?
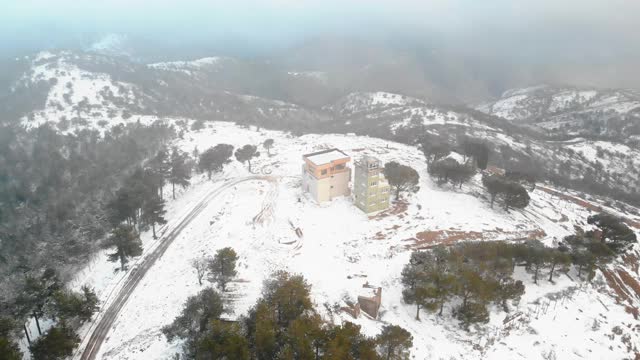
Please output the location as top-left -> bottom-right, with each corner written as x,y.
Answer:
456,302 -> 490,330
262,271 -> 313,327
252,301 -> 278,359
419,139 -> 450,165
0,318 -> 22,360
324,322 -> 379,360
50,286 -> 99,323
102,224 -> 143,271
525,240 -> 548,284
197,320 -> 250,360
198,144 -> 234,179
234,145 -> 261,173
502,182 -> 530,211
383,162 -> 420,199
548,250 -> 571,282
29,322 -> 80,360
162,287 -> 226,344
375,325 -> 413,360
141,195 -> 167,239
401,258 -> 428,320
263,138 -> 275,156
208,247 -> 239,292
587,212 -> 637,253
495,280 -> 524,312
150,148 -> 170,199
169,148 -> 190,199
482,174 -> 504,208
18,268 -> 61,336
285,313 -> 325,359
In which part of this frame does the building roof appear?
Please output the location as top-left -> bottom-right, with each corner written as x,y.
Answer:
356,155 -> 381,166
303,148 -> 350,165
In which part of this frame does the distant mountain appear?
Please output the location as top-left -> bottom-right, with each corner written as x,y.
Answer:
1,51 -> 638,205
477,85 -> 640,140
87,33 -> 134,59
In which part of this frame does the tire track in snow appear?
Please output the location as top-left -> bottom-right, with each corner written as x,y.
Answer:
77,176 -> 275,360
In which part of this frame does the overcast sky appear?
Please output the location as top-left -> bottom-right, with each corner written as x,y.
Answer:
2,0 -> 639,60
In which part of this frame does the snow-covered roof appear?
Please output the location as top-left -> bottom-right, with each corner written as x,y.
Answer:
304,149 -> 350,165
445,151 -> 466,164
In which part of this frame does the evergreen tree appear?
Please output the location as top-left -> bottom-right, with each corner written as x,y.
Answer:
0,318 -> 22,360
383,162 -> 420,199
263,138 -> 275,156
524,240 -> 547,284
324,322 -> 379,360
456,302 -> 490,330
196,320 -> 250,360
208,247 -> 239,292
587,213 -> 637,253
502,182 -> 530,211
198,144 -> 234,179
250,301 -> 278,359
169,147 -> 191,199
449,162 -> 476,189
419,140 -> 450,165
401,258 -> 428,320
262,271 -> 313,327
102,224 -> 143,271
375,325 -> 413,360
494,280 -> 524,312
234,145 -> 261,173
29,322 -> 80,360
482,174 -> 504,208
461,139 -> 490,170
50,285 -> 99,323
18,268 -> 61,336
141,195 -> 167,239
548,250 -> 571,282
162,287 -> 227,358
285,313 -> 326,360
149,148 -> 170,199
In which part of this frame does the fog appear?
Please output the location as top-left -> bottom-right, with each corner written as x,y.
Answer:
2,0 -> 639,95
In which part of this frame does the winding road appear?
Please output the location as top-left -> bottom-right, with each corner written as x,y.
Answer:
78,176 -> 275,360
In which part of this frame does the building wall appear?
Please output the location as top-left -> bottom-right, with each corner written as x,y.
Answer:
303,157 -> 350,179
354,158 -> 390,213
302,161 -> 351,203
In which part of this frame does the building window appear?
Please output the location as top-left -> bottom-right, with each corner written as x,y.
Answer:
321,169 -> 327,175
335,164 -> 345,170
370,181 -> 377,186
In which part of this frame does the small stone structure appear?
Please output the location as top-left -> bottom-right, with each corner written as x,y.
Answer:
342,283 -> 383,319
358,284 -> 382,319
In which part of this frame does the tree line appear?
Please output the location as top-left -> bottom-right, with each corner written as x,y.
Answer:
1,267 -> 100,359
163,269 -> 414,360
0,121 -> 175,358
401,211 -> 635,329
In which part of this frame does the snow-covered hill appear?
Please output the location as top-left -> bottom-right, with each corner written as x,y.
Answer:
4,50 -> 640,359
326,91 -> 427,117
7,54 -> 639,208
477,85 -> 640,140
66,121 -> 640,360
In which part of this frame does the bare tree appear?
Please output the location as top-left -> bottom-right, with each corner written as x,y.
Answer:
191,257 -> 208,286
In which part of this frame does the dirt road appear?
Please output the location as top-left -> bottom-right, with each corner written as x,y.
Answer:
78,176 -> 275,360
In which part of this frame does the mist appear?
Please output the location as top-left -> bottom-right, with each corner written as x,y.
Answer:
2,0 -> 639,96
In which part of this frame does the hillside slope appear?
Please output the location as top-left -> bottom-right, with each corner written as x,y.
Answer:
477,85 -> 640,141
64,122 -> 640,360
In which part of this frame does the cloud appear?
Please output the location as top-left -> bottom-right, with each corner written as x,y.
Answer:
1,0 -> 638,60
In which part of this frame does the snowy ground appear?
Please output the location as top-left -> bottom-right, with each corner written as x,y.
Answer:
69,121 -> 639,360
